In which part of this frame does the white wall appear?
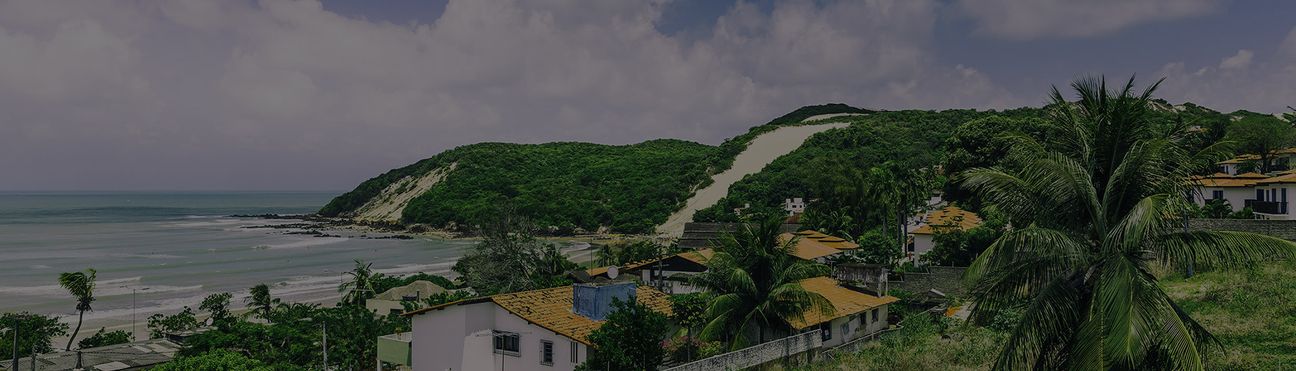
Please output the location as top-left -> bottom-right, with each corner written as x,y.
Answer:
813,305 -> 890,348
1193,186 -> 1254,212
911,234 -> 934,259
639,269 -> 703,294
410,302 -> 587,371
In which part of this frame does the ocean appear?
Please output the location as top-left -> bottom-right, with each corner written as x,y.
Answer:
0,192 -> 490,340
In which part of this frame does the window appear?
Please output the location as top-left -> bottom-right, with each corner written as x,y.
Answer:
570,341 -> 579,363
493,332 -> 520,355
1212,190 -> 1223,200
871,308 -> 879,322
820,323 -> 832,341
541,340 -> 553,366
858,314 -> 866,327
840,322 -> 849,337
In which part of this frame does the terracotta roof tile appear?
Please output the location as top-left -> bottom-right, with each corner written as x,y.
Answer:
406,285 -> 672,345
911,206 -> 983,235
788,277 -> 898,329
778,233 -> 844,260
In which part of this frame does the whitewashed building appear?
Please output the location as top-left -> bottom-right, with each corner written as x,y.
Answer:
908,206 -> 983,261
386,282 -> 672,371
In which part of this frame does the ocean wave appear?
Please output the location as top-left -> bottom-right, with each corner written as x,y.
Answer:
261,237 -> 349,249
0,276 -> 202,298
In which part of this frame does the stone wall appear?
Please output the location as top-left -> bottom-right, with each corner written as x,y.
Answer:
1188,218 -> 1296,241
889,266 -> 968,297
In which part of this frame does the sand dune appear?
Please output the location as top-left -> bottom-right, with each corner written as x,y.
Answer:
655,122 -> 851,237
353,163 -> 457,221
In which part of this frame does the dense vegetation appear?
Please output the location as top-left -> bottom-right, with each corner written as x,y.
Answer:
320,104 -> 873,234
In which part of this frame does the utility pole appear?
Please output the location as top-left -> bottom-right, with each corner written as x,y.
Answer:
321,322 -> 328,370
11,317 -> 18,371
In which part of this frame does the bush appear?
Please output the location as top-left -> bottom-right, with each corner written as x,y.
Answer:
153,349 -> 275,371
77,327 -> 132,349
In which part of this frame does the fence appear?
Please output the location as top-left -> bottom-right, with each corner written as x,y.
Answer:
1188,218 -> 1296,241
662,330 -> 822,371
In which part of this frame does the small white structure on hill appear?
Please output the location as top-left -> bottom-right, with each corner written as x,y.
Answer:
784,198 -> 806,215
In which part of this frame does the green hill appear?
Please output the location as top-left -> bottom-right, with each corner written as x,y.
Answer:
321,101 -> 1238,234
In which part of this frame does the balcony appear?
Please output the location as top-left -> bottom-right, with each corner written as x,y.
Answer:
1245,199 -> 1288,214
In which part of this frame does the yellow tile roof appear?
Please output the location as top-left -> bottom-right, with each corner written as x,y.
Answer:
788,277 -> 899,330
406,285 -> 673,345
911,206 -> 983,235
1256,173 -> 1296,185
585,266 -> 610,277
778,233 -> 845,260
1194,175 -> 1264,188
1235,172 -> 1270,179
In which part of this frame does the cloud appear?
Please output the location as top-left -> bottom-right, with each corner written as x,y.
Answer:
1155,27 -> 1296,114
1218,49 -> 1253,70
955,0 -> 1221,40
0,0 -> 1019,191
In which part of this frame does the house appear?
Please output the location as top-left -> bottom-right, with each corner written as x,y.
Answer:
786,277 -> 898,348
366,280 -> 447,316
784,198 -> 806,215
385,282 -> 672,371
1190,172 -> 1267,212
0,338 -> 180,371
908,206 -> 983,261
612,230 -> 857,294
1215,147 -> 1296,175
1252,173 -> 1296,219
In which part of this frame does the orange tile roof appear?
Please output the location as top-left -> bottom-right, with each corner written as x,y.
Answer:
1235,172 -> 1269,179
1256,173 -> 1296,185
620,249 -> 714,272
787,277 -> 898,330
1194,176 -> 1264,188
911,206 -> 983,235
778,233 -> 844,260
405,285 -> 672,345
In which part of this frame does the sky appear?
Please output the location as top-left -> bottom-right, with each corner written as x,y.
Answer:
1,0 -> 1294,191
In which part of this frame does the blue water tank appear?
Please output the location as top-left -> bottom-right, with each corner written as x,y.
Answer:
572,282 -> 637,320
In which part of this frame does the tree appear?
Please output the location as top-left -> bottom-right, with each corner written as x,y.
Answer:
245,284 -> 276,321
943,115 -> 1051,208
1199,198 -> 1233,219
691,214 -> 834,347
77,327 -> 132,348
1225,115 -> 1296,172
147,307 -> 201,339
581,298 -> 670,371
153,349 -> 274,371
338,260 -> 381,305
829,228 -> 901,266
960,76 -> 1296,369
199,293 -> 234,328
452,208 -> 576,295
57,268 -> 96,350
0,312 -> 68,356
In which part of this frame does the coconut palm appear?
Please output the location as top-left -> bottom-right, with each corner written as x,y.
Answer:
57,268 -> 96,351
338,260 -> 380,305
245,283 -> 277,321
692,215 -> 833,347
960,76 -> 1296,370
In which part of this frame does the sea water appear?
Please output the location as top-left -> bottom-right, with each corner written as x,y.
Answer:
0,191 -> 479,339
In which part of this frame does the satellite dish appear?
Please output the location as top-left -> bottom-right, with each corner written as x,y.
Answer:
607,266 -> 619,279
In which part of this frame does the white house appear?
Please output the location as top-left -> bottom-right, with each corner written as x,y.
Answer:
387,282 -> 672,371
1252,173 -> 1296,219
786,277 -> 898,347
908,205 -> 983,261
366,280 -> 446,316
1191,172 -> 1267,212
784,197 -> 806,216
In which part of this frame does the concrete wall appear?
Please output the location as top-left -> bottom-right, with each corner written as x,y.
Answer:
911,234 -> 935,259
1189,218 -> 1296,241
663,330 -> 822,371
890,266 -> 968,297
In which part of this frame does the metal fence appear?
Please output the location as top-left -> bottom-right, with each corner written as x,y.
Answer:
662,330 -> 822,371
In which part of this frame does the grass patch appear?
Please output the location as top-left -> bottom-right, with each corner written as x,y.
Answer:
1161,260 -> 1296,370
789,314 -> 1003,371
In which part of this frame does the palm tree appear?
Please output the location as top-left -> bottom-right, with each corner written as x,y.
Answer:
959,76 -> 1296,370
58,268 -> 96,351
338,260 -> 380,305
245,284 -> 277,321
691,215 -> 834,347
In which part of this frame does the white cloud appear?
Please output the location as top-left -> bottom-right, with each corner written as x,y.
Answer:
955,0 -> 1220,40
0,0 -> 1019,190
1219,49 -> 1253,70
1156,29 -> 1296,114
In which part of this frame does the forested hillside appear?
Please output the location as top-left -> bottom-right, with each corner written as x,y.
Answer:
322,100 -> 1261,235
